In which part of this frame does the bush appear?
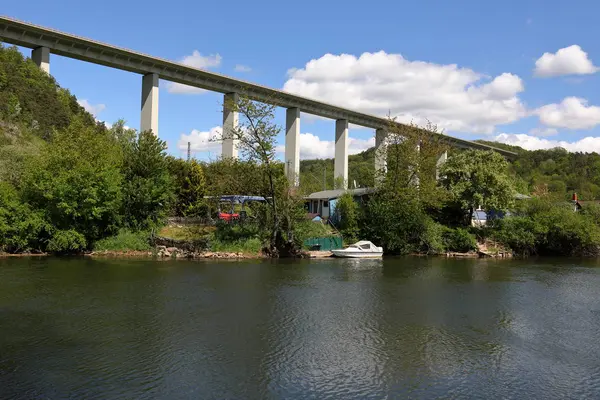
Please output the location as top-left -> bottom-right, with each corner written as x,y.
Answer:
419,219 -> 446,254
0,182 -> 47,253
362,190 -> 440,255
22,117 -> 123,248
491,199 -> 600,257
333,193 -> 360,243
46,229 -> 86,253
443,228 -> 478,253
492,216 -> 543,256
93,229 -> 151,252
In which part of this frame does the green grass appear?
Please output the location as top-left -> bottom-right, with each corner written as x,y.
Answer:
209,237 -> 263,254
93,230 -> 151,251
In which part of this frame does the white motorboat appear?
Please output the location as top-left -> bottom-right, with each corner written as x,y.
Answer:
331,241 -> 383,258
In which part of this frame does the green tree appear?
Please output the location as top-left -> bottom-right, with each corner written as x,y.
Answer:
22,117 -> 123,250
168,157 -> 207,217
121,130 -> 174,230
361,189 -> 441,254
334,193 -> 360,243
0,181 -> 47,253
440,149 -> 515,223
215,94 -> 303,256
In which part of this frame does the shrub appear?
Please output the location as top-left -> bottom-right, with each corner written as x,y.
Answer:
492,216 -> 542,256
333,193 -> 360,243
22,117 -> 123,247
0,182 -> 47,253
361,190 -> 440,255
46,229 -> 86,253
491,199 -> 600,257
419,219 -> 446,254
443,228 -> 478,253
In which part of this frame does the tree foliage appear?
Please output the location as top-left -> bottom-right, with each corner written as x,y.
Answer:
215,94 -> 305,256
333,193 -> 360,243
440,149 -> 515,221
168,157 -> 207,217
22,117 -> 123,250
121,130 -> 174,230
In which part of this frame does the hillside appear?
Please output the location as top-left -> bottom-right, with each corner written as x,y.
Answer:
0,43 -> 102,185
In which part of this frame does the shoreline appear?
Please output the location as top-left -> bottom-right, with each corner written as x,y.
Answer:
0,250 -> 513,259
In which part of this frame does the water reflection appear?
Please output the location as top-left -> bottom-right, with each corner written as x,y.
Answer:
1,257 -> 600,398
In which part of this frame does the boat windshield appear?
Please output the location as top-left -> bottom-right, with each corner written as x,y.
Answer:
359,244 -> 371,250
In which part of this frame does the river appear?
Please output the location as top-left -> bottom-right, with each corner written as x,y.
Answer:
1,257 -> 600,399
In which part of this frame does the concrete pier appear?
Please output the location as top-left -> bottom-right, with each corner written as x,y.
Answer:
222,92 -> 239,158
141,73 -> 159,135
375,128 -> 387,183
436,150 -> 448,180
31,46 -> 50,73
285,107 -> 300,186
335,119 -> 349,189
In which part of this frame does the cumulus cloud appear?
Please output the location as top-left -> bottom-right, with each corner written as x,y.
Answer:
534,45 -> 598,77
78,99 -> 106,116
495,133 -> 600,153
528,127 -> 558,137
276,133 -> 375,159
234,64 -> 252,72
282,51 -> 526,134
177,126 -> 222,155
535,97 -> 600,129
167,51 -> 222,94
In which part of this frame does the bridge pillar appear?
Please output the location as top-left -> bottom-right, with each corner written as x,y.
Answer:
436,150 -> 448,181
375,128 -> 387,184
335,119 -> 349,189
285,107 -> 300,186
141,73 -> 159,136
222,92 -> 239,158
31,46 -> 50,74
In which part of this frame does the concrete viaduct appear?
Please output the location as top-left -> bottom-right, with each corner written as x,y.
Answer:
0,16 -> 517,189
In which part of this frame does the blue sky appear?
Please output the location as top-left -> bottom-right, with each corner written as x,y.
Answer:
5,0 -> 600,159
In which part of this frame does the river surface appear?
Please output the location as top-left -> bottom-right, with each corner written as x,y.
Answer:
2,257 -> 600,399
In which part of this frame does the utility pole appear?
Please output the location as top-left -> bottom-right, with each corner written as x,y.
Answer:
323,165 -> 326,191
187,141 -> 191,162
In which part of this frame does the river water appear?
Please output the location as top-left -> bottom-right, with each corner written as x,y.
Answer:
2,257 -> 600,399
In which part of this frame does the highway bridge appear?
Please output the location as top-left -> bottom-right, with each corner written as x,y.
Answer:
0,16 -> 517,188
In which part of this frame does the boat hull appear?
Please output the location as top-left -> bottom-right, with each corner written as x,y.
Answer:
331,250 -> 383,258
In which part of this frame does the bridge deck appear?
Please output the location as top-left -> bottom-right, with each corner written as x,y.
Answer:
0,16 -> 517,158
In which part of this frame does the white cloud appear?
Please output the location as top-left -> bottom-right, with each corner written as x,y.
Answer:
234,64 -> 252,72
495,133 -> 600,153
167,51 -> 222,94
282,51 -> 526,134
276,133 -> 375,159
177,126 -> 222,155
535,97 -> 600,129
534,45 -> 598,77
528,127 -> 558,136
78,99 -> 106,116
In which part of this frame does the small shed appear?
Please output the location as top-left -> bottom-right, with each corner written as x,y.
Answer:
304,188 -> 376,219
